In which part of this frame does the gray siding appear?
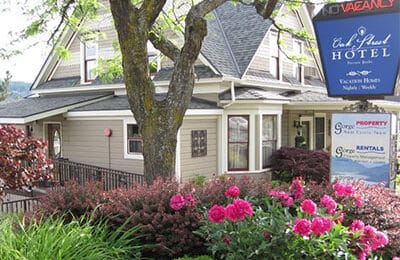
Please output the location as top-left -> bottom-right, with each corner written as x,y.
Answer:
62,120 -> 144,174
179,118 -> 218,182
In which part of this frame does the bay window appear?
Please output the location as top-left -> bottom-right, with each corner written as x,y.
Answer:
228,115 -> 249,171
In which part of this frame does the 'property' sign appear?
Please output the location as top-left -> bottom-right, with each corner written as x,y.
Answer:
331,113 -> 392,186
313,0 -> 400,98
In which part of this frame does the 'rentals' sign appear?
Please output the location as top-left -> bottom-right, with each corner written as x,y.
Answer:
313,0 -> 400,98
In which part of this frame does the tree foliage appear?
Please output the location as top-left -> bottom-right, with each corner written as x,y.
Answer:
0,125 -> 53,198
0,71 -> 11,102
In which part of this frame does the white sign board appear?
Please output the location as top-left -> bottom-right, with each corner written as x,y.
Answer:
331,113 -> 391,185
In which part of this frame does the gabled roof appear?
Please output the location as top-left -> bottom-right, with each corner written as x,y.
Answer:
0,92 -> 113,123
201,2 -> 273,78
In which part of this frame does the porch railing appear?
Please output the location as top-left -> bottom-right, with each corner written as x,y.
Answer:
0,198 -> 40,214
53,158 -> 144,190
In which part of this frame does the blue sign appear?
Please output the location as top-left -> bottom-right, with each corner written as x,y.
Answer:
313,1 -> 400,97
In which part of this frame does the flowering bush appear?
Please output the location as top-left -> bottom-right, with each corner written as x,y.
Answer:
196,181 -> 389,259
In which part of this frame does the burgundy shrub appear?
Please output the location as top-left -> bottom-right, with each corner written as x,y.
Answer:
0,124 -> 53,197
35,180 -> 105,219
271,147 -> 329,183
99,177 -> 205,259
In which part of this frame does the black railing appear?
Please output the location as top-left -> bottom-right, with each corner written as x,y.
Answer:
54,158 -> 144,190
0,198 -> 40,214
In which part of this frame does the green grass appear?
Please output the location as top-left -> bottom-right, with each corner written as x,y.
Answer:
0,214 -> 142,260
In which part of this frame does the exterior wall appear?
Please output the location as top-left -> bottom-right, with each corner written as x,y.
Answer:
179,117 -> 218,182
62,119 -> 144,174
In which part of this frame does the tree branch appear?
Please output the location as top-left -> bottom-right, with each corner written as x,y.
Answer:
140,0 -> 168,29
148,31 -> 180,62
254,0 -> 279,19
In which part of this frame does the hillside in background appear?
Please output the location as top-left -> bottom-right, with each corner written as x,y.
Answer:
8,81 -> 31,100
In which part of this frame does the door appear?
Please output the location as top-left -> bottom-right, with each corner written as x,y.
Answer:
47,124 -> 61,158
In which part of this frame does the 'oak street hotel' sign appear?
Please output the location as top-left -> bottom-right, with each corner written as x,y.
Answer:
313,0 -> 400,98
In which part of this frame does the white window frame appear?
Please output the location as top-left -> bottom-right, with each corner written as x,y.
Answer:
262,114 -> 278,169
292,39 -> 304,84
123,119 -> 143,160
80,38 -> 98,84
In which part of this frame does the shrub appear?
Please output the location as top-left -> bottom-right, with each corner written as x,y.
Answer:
304,181 -> 400,258
270,147 -> 329,183
196,181 -> 389,259
99,177 -> 205,259
35,180 -> 105,220
0,124 -> 53,198
0,214 -> 142,259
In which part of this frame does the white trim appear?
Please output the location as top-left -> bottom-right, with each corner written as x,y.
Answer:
176,128 -> 181,182
32,84 -> 125,95
314,113 -> 327,150
300,115 -> 314,149
185,109 -> 224,116
0,95 -> 113,124
81,38 -> 99,84
123,119 -> 143,160
226,169 -> 270,175
292,39 -> 304,84
198,53 -> 221,75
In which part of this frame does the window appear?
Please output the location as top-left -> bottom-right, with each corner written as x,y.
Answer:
192,130 -> 207,157
127,124 -> 142,155
270,32 -> 280,80
315,117 -> 325,150
262,115 -> 277,168
293,40 -> 303,83
83,40 -> 97,82
228,115 -> 249,171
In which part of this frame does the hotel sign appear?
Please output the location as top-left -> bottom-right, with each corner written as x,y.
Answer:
313,0 -> 400,98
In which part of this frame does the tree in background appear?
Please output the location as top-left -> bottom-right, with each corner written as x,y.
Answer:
0,71 -> 11,102
0,125 -> 53,199
1,0 -> 313,184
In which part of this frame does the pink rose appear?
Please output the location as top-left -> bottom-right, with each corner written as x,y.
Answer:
333,183 -> 354,197
233,199 -> 253,220
311,217 -> 332,235
350,220 -> 365,232
270,190 -> 293,207
300,199 -> 317,215
293,218 -> 311,237
223,237 -> 230,244
225,186 -> 240,197
371,231 -> 389,250
208,205 -> 226,223
320,195 -> 337,215
170,194 -> 185,210
289,176 -> 304,199
225,203 -> 238,222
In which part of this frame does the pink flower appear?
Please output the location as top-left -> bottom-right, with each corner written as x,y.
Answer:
225,199 -> 253,222
350,220 -> 365,232
392,257 -> 400,260
223,237 -> 230,244
185,194 -> 195,206
208,205 -> 225,223
353,193 -> 363,207
371,231 -> 389,250
300,199 -> 317,215
225,186 -> 240,197
225,203 -> 238,222
170,194 -> 185,210
320,195 -> 337,215
270,190 -> 293,207
293,218 -> 311,237
289,176 -> 304,199
311,217 -> 332,235
233,199 -> 253,220
333,183 -> 354,197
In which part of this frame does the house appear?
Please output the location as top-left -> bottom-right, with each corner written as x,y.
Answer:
0,2 -> 399,182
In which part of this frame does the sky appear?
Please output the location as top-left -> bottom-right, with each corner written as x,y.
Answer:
0,3 -> 50,83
